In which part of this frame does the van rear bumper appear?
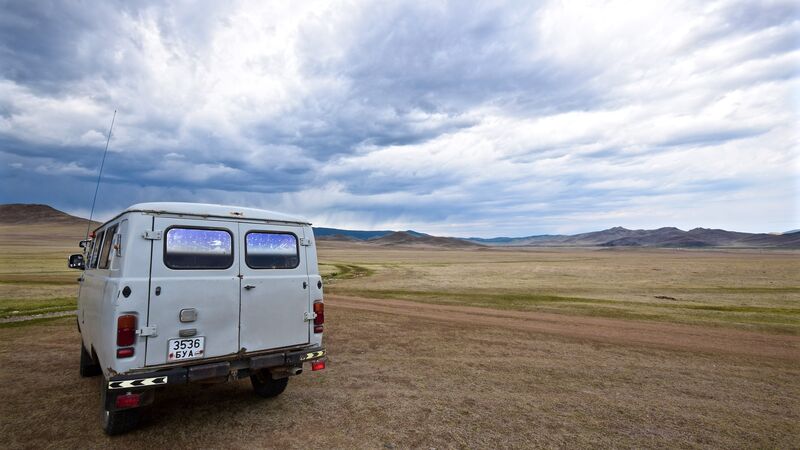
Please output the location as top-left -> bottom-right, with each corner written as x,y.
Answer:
107,346 -> 325,390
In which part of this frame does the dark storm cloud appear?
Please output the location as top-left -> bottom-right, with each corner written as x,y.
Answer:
0,1 -> 129,94
0,0 -> 796,234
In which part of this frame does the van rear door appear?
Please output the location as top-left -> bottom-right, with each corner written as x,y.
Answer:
238,223 -> 310,352
145,218 -> 240,366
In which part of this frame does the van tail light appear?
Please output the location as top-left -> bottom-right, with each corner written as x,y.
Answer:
115,393 -> 141,409
117,315 -> 136,347
313,301 -> 324,333
117,347 -> 135,358
311,360 -> 326,371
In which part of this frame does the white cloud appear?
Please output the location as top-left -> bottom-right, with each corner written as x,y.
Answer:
34,161 -> 95,177
0,0 -> 797,235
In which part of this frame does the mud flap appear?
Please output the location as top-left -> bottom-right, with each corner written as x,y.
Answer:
103,384 -> 156,411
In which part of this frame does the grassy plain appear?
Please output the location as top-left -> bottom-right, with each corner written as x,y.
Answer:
319,242 -> 800,334
0,225 -> 798,447
0,223 -> 86,320
1,305 -> 798,448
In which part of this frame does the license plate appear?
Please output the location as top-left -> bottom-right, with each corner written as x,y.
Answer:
167,337 -> 205,361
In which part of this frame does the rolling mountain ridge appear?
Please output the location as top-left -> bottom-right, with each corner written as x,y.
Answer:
367,231 -> 483,248
314,225 -> 799,248
467,226 -> 800,248
313,227 -> 428,240
1,204 -> 797,248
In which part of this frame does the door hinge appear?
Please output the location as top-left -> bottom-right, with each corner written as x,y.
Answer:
137,325 -> 158,337
303,312 -> 317,321
299,237 -> 312,246
142,230 -> 163,240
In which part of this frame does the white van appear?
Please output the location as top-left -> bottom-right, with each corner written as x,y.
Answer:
68,202 -> 326,435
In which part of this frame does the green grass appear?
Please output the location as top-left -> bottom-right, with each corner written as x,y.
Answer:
315,245 -> 800,335
322,263 -> 375,282
0,297 -> 77,319
333,288 -> 800,334
680,286 -> 800,294
335,287 -> 800,314
0,278 -> 77,285
0,315 -> 73,328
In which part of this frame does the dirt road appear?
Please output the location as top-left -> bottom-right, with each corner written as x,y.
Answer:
329,295 -> 800,360
2,302 -> 799,448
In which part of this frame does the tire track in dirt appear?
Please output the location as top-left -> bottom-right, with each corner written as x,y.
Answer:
328,295 -> 800,360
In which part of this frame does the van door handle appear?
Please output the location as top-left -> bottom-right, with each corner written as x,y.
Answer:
244,285 -> 256,290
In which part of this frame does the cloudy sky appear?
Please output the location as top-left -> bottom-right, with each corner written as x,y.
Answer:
0,0 -> 797,236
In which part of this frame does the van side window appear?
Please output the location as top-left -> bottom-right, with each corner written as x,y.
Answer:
98,224 -> 118,269
245,232 -> 299,269
164,227 -> 233,270
89,230 -> 105,269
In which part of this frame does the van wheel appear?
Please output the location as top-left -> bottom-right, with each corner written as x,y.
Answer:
101,381 -> 140,435
80,343 -> 101,377
250,370 -> 289,398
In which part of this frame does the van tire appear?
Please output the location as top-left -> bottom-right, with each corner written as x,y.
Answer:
250,370 -> 289,398
101,381 -> 140,435
80,343 -> 102,377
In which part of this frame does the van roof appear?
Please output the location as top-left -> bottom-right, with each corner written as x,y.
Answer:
124,202 -> 310,225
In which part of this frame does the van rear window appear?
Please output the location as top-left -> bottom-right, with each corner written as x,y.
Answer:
164,227 -> 233,270
245,232 -> 299,269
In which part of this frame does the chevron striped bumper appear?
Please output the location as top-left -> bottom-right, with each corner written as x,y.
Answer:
107,346 -> 326,391
108,376 -> 168,389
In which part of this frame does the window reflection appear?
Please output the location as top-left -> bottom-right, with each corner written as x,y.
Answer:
245,232 -> 299,269
165,228 -> 233,269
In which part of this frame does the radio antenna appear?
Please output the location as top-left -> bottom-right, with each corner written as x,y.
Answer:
85,110 -> 117,240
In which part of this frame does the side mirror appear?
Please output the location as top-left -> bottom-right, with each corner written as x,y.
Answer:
79,239 -> 91,249
68,254 -> 85,270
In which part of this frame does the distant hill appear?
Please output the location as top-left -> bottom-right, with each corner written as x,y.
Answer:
733,232 -> 800,248
0,204 -> 95,226
315,227 -> 480,248
2,204 -> 797,248
314,227 -> 393,240
318,225 -> 799,249
468,234 -> 565,245
367,231 -> 483,248
314,227 -> 428,240
317,233 -> 361,242
467,226 -> 800,248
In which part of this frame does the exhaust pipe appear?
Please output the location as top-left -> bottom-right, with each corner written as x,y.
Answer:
271,366 -> 303,378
